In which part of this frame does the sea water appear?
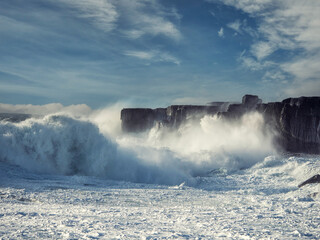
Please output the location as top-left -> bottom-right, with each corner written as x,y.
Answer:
0,104 -> 319,239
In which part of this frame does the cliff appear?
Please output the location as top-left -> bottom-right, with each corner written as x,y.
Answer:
260,97 -> 320,154
120,95 -> 320,154
121,104 -> 228,131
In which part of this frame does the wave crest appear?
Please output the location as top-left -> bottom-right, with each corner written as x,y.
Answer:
0,108 -> 276,185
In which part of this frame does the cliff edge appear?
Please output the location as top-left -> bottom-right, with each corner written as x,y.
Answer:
121,95 -> 320,154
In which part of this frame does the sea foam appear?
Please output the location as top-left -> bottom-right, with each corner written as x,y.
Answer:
0,105 -> 276,185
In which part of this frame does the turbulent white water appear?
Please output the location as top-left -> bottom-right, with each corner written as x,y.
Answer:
0,106 -> 275,184
0,104 -> 319,239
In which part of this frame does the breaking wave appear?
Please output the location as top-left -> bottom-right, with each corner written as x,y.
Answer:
0,105 -> 277,185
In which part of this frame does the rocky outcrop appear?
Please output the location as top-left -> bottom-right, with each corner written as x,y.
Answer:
120,95 -> 320,154
121,108 -> 156,132
121,105 -> 223,131
242,95 -> 262,109
218,95 -> 262,120
207,102 -> 233,112
166,105 -> 220,128
259,97 -> 320,153
298,174 -> 320,188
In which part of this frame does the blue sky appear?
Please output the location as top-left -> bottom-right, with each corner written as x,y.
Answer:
0,0 -> 319,108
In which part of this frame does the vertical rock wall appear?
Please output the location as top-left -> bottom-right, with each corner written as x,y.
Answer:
120,95 -> 320,154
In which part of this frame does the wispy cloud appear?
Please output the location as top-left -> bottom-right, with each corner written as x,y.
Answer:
226,19 -> 257,38
226,19 -> 257,37
239,52 -> 273,71
282,55 -> 320,81
282,54 -> 320,96
216,0 -> 320,96
118,0 -> 182,41
218,27 -> 224,37
57,0 -> 182,41
0,0 -> 184,106
214,0 -> 272,14
56,0 -> 118,32
262,70 -> 287,83
124,50 -> 154,60
227,20 -> 242,34
129,15 -> 181,40
124,50 -> 180,65
250,41 -> 276,60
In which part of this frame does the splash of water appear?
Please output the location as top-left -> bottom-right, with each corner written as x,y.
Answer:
0,104 -> 277,184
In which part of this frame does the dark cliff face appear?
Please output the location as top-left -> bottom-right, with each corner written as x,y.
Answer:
120,95 -> 320,154
261,97 -> 320,154
121,105 -> 222,131
166,105 -> 220,128
120,108 -> 156,132
218,95 -> 262,120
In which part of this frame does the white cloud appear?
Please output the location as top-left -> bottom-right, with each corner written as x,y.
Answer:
216,0 -> 320,96
58,0 -> 118,32
218,27 -> 224,37
285,80 -> 320,97
57,0 -> 181,41
262,70 -> 286,83
282,54 -> 320,96
140,15 -> 181,40
214,0 -> 273,14
123,29 -> 144,39
250,41 -> 276,60
226,19 -> 257,37
124,50 -> 154,60
219,0 -> 320,57
239,55 -> 273,71
124,50 -> 180,65
282,55 -> 320,81
119,0 -> 181,41
240,56 -> 262,71
159,52 -> 181,65
227,20 -> 242,34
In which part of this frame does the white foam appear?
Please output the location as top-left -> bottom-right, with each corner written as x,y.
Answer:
0,114 -> 189,184
118,112 -> 276,176
0,104 -> 276,185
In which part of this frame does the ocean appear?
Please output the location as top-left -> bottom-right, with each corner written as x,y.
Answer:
0,105 -> 319,239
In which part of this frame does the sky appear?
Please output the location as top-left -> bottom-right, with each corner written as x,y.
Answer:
0,0 -> 319,108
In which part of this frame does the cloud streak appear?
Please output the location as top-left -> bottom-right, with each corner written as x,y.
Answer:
118,0 -> 181,41
218,27 -> 224,37
227,20 -> 241,34
57,0 -> 118,32
57,0 -> 181,41
124,50 -> 180,65
216,0 -> 320,96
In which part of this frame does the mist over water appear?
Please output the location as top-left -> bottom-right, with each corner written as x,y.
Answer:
0,104 -> 277,185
